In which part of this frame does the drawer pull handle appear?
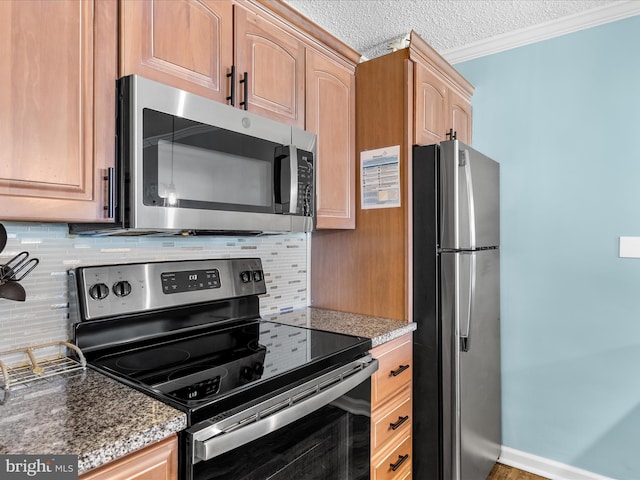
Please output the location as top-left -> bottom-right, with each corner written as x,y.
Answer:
390,415 -> 409,430
390,454 -> 409,472
390,364 -> 410,377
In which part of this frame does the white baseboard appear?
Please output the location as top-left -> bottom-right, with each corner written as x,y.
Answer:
499,446 -> 615,480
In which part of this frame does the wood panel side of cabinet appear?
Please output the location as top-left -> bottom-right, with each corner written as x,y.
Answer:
120,0 -> 234,104
305,48 -> 355,229
80,435 -> 178,480
234,5 -> 305,127
0,0 -> 117,222
311,50 -> 410,320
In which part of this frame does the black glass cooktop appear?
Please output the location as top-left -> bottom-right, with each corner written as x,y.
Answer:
89,319 -> 371,424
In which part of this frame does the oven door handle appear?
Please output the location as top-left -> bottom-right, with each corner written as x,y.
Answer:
189,356 -> 378,463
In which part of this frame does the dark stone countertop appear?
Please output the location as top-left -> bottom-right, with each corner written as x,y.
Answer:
263,307 -> 416,347
0,367 -> 186,474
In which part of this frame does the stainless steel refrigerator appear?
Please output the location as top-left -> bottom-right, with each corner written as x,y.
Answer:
412,140 -> 501,480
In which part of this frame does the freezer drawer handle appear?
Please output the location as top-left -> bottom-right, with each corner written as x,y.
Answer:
389,415 -> 409,430
390,364 -> 410,377
390,454 -> 409,472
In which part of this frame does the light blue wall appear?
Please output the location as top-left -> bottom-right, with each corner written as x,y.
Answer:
456,16 -> 640,479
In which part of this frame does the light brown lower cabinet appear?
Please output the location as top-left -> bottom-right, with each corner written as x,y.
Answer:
370,333 -> 413,480
79,435 -> 177,480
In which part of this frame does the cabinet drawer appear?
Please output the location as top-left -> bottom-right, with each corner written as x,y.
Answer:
371,335 -> 412,409
372,435 -> 412,480
80,435 -> 177,480
372,387 -> 412,451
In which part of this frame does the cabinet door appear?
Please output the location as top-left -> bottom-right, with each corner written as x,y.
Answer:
447,88 -> 472,144
306,49 -> 355,229
413,62 -> 446,146
0,0 -> 116,222
80,435 -> 178,480
234,6 -> 305,127
120,0 -> 233,104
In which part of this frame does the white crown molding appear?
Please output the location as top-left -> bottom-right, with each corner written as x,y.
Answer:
443,1 -> 640,64
499,446 -> 616,480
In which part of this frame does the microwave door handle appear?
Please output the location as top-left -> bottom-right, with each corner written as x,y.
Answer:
274,146 -> 298,214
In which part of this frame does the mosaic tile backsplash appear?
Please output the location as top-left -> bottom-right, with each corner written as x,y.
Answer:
0,222 -> 309,356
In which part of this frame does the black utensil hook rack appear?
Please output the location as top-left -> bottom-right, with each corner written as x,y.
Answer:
0,223 -> 39,302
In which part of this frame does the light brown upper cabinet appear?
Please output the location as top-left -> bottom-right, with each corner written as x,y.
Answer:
413,35 -> 473,145
119,0 -> 234,105
234,6 -> 305,127
120,0 -> 305,127
0,0 -> 117,222
414,62 -> 447,146
446,87 -> 472,144
305,48 -> 356,229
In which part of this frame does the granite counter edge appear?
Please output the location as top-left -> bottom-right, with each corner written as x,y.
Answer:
78,412 -> 187,474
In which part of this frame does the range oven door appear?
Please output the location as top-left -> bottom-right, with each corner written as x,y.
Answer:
185,356 -> 378,480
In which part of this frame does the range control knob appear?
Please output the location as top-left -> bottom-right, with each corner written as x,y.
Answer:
240,271 -> 251,283
252,270 -> 263,282
88,283 -> 109,300
253,363 -> 264,376
240,366 -> 254,380
113,281 -> 132,297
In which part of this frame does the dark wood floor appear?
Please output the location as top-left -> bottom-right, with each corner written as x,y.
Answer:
487,463 -> 549,480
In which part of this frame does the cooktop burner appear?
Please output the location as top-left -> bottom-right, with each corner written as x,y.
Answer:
115,347 -> 191,372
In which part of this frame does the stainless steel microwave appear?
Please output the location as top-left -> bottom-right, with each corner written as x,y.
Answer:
70,75 -> 316,235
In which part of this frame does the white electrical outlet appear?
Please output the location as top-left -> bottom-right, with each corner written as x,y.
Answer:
619,236 -> 640,258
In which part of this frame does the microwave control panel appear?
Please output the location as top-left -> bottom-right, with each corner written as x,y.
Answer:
297,150 -> 314,217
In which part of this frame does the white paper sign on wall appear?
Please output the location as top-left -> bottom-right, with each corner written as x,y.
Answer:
360,145 -> 401,210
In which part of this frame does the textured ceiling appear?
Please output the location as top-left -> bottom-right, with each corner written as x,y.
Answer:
283,0 -> 619,59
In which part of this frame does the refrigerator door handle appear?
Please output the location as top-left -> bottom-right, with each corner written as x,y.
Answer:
460,252 -> 476,353
460,148 -> 476,248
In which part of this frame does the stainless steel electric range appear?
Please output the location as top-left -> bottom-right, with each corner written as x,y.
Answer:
68,258 -> 378,480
